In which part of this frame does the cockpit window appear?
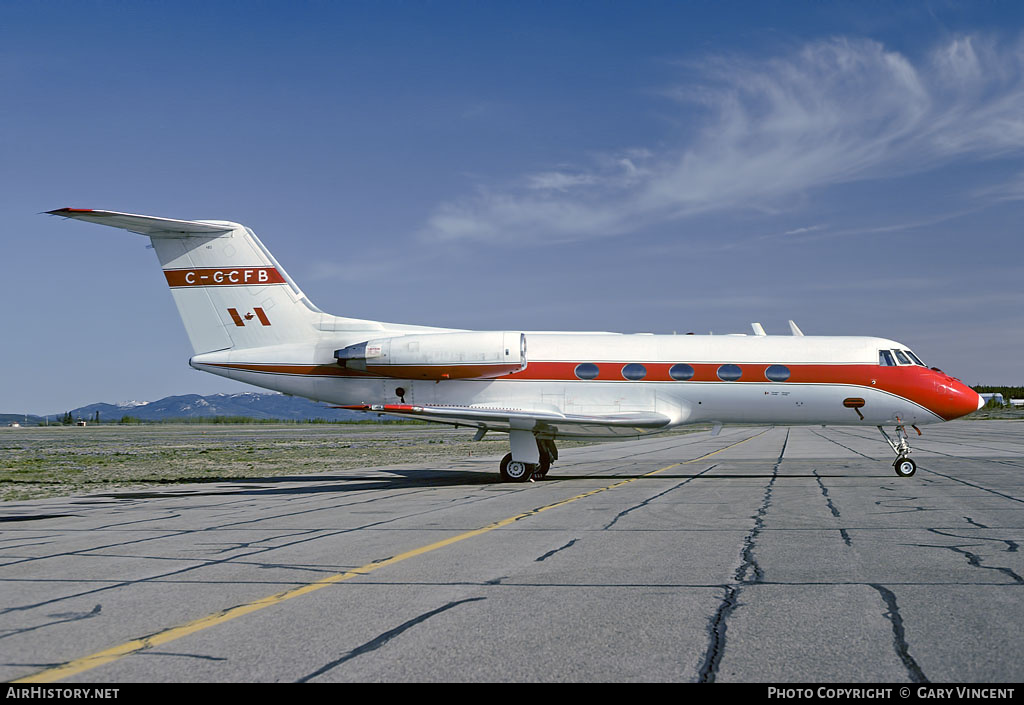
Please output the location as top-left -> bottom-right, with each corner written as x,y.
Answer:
893,349 -> 911,365
879,350 -> 896,366
904,350 -> 925,366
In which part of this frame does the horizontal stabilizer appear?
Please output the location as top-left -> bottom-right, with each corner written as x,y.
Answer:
47,208 -> 233,237
338,403 -> 671,438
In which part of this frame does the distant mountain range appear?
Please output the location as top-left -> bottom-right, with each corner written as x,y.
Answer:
1,392 -> 367,425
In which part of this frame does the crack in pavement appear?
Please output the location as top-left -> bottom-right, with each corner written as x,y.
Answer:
0,483 -> 459,573
536,539 -> 578,562
0,605 -> 101,642
872,494 -> 932,515
139,651 -> 227,661
928,528 -> 1019,554
697,585 -> 738,683
870,584 -> 929,683
813,469 -> 841,519
698,429 -> 788,683
736,432 -> 787,585
0,476 -> 560,616
603,465 -> 718,530
910,542 -> 1024,585
295,597 -> 486,682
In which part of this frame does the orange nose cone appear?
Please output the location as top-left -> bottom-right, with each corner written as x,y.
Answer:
935,377 -> 984,420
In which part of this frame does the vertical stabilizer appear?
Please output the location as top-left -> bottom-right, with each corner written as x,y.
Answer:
48,209 -> 321,354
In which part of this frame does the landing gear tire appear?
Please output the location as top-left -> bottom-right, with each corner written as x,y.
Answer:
893,457 -> 917,477
535,454 -> 551,479
535,438 -> 556,480
500,453 -> 535,483
880,424 -> 918,478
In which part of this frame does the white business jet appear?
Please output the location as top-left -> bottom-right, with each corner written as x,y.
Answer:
50,208 -> 984,481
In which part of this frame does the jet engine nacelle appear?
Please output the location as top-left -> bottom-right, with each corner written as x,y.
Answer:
335,331 -> 527,380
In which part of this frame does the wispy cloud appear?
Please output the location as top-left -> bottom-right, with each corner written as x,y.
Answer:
783,224 -> 825,236
421,35 -> 1024,243
971,169 -> 1024,202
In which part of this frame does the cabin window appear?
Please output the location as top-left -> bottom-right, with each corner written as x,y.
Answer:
669,363 -> 694,381
574,363 -> 599,380
879,350 -> 896,366
893,349 -> 912,365
622,363 -> 647,381
765,365 -> 791,382
717,364 -> 742,381
904,350 -> 926,366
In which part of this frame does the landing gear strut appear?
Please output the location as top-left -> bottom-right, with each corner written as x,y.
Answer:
878,423 -> 919,477
499,438 -> 558,483
535,439 -> 557,479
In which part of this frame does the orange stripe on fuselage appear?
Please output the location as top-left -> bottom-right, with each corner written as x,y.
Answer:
199,361 -> 978,421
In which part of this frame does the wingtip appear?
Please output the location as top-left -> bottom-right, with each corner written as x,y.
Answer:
46,207 -> 95,216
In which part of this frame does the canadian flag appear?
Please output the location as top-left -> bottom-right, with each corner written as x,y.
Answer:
227,308 -> 271,327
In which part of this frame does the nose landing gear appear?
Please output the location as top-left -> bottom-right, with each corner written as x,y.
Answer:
878,423 -> 920,477
893,457 -> 917,477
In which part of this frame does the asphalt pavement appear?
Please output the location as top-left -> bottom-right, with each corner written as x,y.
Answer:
2,421 -> 1022,682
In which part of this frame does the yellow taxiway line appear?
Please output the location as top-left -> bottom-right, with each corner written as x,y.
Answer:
15,429 -> 766,683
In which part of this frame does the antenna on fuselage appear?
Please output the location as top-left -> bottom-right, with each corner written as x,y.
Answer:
751,322 -> 767,336
788,320 -> 804,336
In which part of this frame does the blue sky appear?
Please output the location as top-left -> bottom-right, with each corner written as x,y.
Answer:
2,1 -> 1023,414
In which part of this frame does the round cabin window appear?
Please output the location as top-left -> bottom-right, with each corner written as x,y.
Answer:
622,363 -> 647,380
717,364 -> 742,381
669,364 -> 695,381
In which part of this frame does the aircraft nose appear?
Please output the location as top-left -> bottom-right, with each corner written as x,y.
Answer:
933,375 -> 984,420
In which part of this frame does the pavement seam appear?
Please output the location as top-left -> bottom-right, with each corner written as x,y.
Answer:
12,430 -> 766,683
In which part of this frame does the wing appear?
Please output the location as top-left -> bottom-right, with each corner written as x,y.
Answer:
47,208 -> 233,236
338,403 -> 672,439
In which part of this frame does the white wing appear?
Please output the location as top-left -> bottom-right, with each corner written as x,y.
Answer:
338,403 -> 671,439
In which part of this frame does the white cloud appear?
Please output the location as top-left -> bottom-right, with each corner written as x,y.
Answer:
526,172 -> 598,191
972,170 -> 1024,202
783,225 -> 825,236
421,35 -> 1024,243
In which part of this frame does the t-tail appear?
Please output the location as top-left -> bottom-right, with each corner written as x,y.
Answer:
47,208 -> 325,354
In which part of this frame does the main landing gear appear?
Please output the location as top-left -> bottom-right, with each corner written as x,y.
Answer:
878,423 -> 921,477
499,438 -> 558,483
